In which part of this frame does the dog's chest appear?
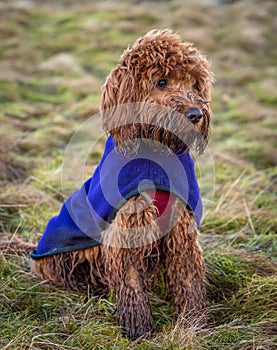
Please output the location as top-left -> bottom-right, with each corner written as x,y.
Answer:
146,190 -> 176,229
146,190 -> 176,257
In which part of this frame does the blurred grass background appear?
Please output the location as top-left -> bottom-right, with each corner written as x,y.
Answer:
0,0 -> 276,349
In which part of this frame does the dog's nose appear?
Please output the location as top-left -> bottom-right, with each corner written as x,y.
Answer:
185,108 -> 203,124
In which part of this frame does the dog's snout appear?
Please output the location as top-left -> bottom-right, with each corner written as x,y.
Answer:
185,108 -> 203,124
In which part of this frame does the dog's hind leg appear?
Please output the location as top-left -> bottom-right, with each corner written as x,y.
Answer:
103,193 -> 161,339
163,199 -> 206,324
33,245 -> 109,296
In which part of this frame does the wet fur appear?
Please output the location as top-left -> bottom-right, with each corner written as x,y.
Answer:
33,195 -> 206,340
24,29 -> 213,340
101,29 -> 213,155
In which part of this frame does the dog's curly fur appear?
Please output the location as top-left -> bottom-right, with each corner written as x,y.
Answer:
23,29 -> 213,340
101,29 -> 213,155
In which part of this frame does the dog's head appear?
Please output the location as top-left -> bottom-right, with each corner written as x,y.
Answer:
101,29 -> 214,154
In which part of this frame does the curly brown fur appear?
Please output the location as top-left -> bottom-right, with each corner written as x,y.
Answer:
162,199 -> 206,318
33,246 -> 109,296
101,29 -> 214,155
11,29 -> 214,340
104,194 -> 158,339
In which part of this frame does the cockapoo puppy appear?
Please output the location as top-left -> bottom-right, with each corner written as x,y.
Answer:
29,29 -> 214,340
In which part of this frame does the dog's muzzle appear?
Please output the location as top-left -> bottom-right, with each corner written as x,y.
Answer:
185,108 -> 203,124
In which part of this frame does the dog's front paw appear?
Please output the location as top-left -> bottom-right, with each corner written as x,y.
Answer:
117,288 -> 155,340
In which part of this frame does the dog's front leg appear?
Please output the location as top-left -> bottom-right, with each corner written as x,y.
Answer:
103,194 -> 160,339
163,200 -> 206,324
113,252 -> 154,340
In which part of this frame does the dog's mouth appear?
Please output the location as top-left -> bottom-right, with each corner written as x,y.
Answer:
140,125 -> 193,152
103,103 -> 209,155
109,123 -> 206,156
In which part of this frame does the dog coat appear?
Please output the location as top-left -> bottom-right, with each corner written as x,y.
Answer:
30,136 -> 203,259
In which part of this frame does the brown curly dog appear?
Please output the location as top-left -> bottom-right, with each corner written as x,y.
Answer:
6,29 -> 214,340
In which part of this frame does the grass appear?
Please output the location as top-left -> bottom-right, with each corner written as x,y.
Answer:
0,0 -> 276,348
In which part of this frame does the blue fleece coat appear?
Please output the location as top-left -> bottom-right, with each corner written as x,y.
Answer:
30,136 -> 202,259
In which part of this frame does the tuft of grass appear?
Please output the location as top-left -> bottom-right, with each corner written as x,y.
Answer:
205,249 -> 276,299
0,183 -> 60,238
228,275 -> 277,323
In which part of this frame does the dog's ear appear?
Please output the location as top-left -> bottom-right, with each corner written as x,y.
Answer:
196,57 -> 215,151
101,66 -> 136,132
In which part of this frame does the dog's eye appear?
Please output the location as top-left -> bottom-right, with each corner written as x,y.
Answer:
157,79 -> 168,90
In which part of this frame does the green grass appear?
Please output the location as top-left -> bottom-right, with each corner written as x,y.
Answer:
0,0 -> 276,348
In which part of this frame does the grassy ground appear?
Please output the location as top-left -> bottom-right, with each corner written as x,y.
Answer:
0,0 -> 276,349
